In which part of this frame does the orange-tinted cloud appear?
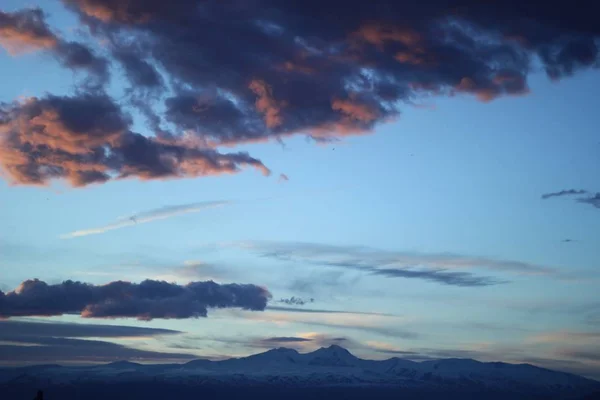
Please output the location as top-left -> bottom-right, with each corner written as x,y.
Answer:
0,9 -> 58,54
249,79 -> 286,129
332,99 -> 381,123
0,93 -> 270,187
354,24 -> 422,50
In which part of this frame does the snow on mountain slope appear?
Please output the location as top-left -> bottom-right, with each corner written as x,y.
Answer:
0,345 -> 598,397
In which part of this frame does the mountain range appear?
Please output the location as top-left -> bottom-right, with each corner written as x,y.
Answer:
1,345 -> 599,399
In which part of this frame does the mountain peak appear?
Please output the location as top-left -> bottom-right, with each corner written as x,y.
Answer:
307,345 -> 359,367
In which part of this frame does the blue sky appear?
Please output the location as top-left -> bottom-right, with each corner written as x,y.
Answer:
1,0 -> 600,380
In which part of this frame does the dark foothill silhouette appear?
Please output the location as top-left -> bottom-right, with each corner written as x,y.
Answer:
34,390 -> 43,400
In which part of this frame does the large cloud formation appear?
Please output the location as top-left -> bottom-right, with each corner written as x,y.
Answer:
0,93 -> 269,186
1,1 -> 600,186
0,279 -> 271,320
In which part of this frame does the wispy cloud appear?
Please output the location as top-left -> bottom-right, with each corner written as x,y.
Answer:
238,241 -> 553,287
267,305 -> 395,317
227,308 -> 418,339
578,193 -> 600,209
61,201 -> 229,238
276,296 -> 314,306
541,189 -> 588,200
541,189 -> 600,210
278,173 -> 289,183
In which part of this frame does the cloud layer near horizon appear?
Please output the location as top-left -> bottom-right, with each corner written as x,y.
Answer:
1,2 -> 599,186
0,320 -> 196,364
0,279 -> 271,320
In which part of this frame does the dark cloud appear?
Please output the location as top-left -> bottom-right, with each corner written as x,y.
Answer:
577,193 -> 600,209
0,9 -> 108,87
0,337 -> 196,364
61,0 -> 597,142
541,189 -> 588,199
0,278 -> 271,320
0,320 -> 181,338
0,93 -> 270,186
0,319 -> 194,365
324,261 -> 504,287
1,2 -> 599,186
0,8 -> 58,53
559,349 -> 600,362
541,189 -> 600,210
113,48 -> 163,90
55,41 -> 110,88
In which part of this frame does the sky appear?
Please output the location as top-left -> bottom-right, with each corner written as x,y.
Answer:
1,0 -> 600,380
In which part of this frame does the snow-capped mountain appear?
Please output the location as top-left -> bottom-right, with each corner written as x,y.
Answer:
1,345 -> 598,399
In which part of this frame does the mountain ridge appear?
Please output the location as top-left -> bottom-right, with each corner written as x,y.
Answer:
1,345 -> 598,399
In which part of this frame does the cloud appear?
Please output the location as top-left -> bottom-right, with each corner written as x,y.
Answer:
242,241 -> 552,287
267,305 -> 394,317
0,9 -> 108,87
278,173 -> 289,183
0,337 -> 197,365
276,296 -> 314,306
0,2 -> 598,186
558,349 -> 600,362
258,336 -> 313,344
541,189 -> 588,199
0,319 -> 181,338
0,93 -> 270,187
0,278 -> 271,320
541,189 -> 600,210
526,331 -> 600,345
578,193 -> 600,209
0,319 -> 195,365
61,201 -> 229,238
0,8 -> 58,53
230,308 -> 418,339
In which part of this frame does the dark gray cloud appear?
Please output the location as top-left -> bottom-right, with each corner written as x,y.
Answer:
578,193 -> 600,209
541,189 -> 600,210
0,278 -> 271,320
2,1 -> 600,186
325,261 -> 504,287
559,349 -> 600,362
0,319 -> 194,365
0,337 -> 196,364
541,189 -> 588,199
0,320 -> 181,338
0,92 -> 270,186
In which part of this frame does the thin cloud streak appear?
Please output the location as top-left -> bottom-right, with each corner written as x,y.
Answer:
238,241 -> 552,288
541,189 -> 588,199
61,200 -> 229,238
267,305 -> 396,317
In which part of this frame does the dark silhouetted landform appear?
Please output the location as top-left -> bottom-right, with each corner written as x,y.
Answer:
1,346 -> 598,400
